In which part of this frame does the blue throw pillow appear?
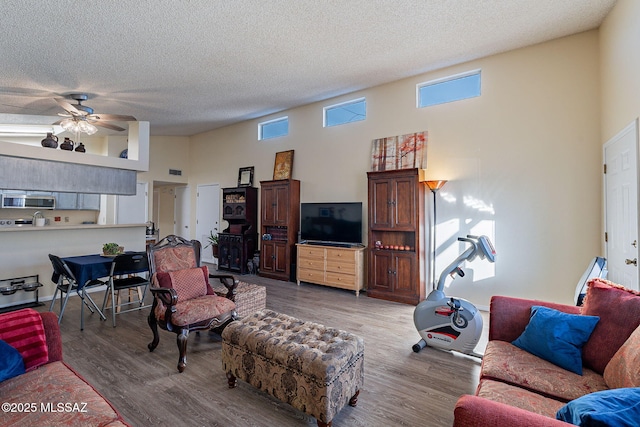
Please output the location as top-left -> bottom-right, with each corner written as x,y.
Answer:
0,339 -> 25,382
556,387 -> 640,426
512,306 -> 599,375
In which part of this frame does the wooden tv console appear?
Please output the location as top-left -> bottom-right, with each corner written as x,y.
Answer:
296,243 -> 365,296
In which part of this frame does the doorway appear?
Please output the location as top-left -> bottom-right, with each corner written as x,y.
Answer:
604,119 -> 639,291
174,186 -> 190,239
196,184 -> 221,264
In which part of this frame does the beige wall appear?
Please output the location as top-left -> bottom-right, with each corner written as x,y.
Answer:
136,135 -> 190,224
185,31 -> 602,307
600,0 -> 640,141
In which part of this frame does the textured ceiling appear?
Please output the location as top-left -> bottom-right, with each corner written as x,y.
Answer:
0,0 -> 617,136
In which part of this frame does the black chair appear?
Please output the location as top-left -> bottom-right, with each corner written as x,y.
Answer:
48,254 -> 106,330
101,252 -> 151,327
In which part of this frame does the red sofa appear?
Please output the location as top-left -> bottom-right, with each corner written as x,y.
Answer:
453,279 -> 640,426
0,309 -> 130,426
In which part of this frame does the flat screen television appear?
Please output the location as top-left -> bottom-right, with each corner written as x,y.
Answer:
300,202 -> 363,246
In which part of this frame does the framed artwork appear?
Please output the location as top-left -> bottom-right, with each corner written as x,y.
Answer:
371,131 -> 427,171
273,150 -> 294,180
238,166 -> 254,187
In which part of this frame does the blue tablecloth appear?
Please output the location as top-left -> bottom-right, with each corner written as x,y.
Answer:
62,253 -> 147,289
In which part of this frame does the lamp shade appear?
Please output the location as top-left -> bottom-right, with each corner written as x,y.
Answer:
426,180 -> 447,191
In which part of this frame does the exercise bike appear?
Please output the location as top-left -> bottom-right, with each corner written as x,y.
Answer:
412,235 -> 496,358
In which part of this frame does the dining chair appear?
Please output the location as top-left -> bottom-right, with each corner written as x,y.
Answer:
48,254 -> 107,330
101,252 -> 151,327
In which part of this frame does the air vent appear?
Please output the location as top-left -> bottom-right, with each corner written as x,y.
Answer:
169,169 -> 182,176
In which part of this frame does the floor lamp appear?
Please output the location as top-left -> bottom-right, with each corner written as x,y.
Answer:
426,180 -> 447,291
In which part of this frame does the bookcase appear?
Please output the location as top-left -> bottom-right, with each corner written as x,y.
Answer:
218,186 -> 258,274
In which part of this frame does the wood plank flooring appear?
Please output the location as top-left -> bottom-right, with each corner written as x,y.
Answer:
40,273 -> 488,426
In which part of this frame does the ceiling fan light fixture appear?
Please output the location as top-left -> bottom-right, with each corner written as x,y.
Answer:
60,118 -> 78,133
60,117 -> 98,135
78,120 -> 98,135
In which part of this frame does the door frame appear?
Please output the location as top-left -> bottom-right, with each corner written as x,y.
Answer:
174,185 -> 190,239
603,118 -> 640,290
196,183 -> 220,264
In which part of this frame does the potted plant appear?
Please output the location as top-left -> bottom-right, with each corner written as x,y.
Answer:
102,243 -> 123,256
205,231 -> 219,257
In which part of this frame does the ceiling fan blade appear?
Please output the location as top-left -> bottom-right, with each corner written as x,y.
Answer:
93,121 -> 126,132
54,98 -> 83,116
89,113 -> 137,122
57,112 -> 72,117
52,119 -> 62,125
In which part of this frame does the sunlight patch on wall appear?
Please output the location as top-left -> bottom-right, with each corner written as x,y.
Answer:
463,195 -> 495,214
468,220 -> 496,282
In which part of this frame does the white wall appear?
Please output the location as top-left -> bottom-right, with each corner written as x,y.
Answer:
186,31 -> 602,306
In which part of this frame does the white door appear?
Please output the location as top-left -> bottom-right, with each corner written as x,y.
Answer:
196,184 -> 220,264
604,119 -> 639,291
174,186 -> 190,239
116,182 -> 148,224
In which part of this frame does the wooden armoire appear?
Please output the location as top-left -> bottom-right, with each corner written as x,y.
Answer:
259,179 -> 300,281
367,168 -> 427,305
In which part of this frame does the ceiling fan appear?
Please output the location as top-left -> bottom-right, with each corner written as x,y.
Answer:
54,93 -> 136,133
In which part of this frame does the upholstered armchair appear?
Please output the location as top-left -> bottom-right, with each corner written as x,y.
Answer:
146,234 -> 238,372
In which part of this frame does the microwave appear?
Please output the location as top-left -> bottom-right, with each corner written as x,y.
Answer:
1,194 -> 56,209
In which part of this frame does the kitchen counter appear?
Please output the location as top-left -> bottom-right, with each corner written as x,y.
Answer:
0,223 -> 146,232
0,223 -> 147,311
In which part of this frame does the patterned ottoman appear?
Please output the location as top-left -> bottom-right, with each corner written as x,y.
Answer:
221,309 -> 364,427
212,281 -> 266,318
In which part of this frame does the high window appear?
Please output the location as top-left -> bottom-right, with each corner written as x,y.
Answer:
417,70 -> 481,108
259,116 -> 289,140
324,98 -> 366,127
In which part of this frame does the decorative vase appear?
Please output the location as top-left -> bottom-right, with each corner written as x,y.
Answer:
60,137 -> 74,151
212,244 -> 219,258
41,133 -> 58,148
74,142 -> 86,153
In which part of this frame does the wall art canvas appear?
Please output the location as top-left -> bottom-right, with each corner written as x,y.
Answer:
273,150 -> 294,180
371,131 -> 427,171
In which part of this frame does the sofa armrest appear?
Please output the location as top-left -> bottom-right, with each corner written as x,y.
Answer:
39,311 -> 63,363
489,296 -> 581,342
454,395 -> 571,427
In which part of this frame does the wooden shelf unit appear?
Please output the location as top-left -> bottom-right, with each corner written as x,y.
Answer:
367,168 -> 427,305
218,186 -> 258,274
297,243 -> 365,296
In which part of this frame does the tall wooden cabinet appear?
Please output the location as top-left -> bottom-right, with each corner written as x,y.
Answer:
259,179 -> 300,281
218,186 -> 258,274
367,168 -> 427,305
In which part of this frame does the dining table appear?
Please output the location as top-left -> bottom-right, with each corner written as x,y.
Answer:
62,252 -> 149,290
61,252 -> 149,321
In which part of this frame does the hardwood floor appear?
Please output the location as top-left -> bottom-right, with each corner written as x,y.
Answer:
40,274 -> 488,426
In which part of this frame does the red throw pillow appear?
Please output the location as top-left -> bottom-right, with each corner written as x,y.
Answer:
155,265 -> 210,301
0,308 -> 49,371
581,278 -> 640,374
